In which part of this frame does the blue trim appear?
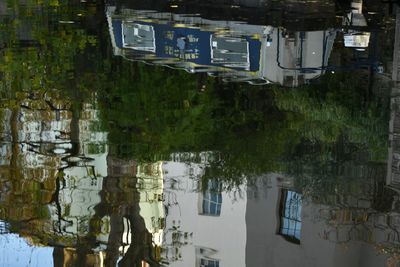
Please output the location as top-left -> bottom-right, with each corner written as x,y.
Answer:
246,37 -> 261,71
112,20 -> 123,49
112,19 -> 262,71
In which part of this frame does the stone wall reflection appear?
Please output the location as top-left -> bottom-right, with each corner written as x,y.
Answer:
0,92 -> 161,266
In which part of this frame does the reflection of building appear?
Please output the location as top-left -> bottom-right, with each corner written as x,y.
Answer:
0,90 -> 163,265
136,162 -> 165,246
114,0 -> 337,31
387,94 -> 400,189
47,100 -> 109,245
262,29 -> 335,87
0,93 -> 71,222
157,159 -> 399,267
161,161 -> 247,267
246,174 -> 397,267
0,94 -> 114,265
388,9 -> 400,191
106,7 -> 336,87
0,94 -> 72,181
342,0 -> 370,48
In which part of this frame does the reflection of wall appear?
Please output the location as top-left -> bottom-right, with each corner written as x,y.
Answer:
161,161 -> 247,267
137,162 -> 165,246
387,14 -> 400,189
0,97 -> 72,181
245,174 -> 389,267
0,95 -> 71,221
48,101 -> 109,242
261,30 -> 335,87
95,158 -> 165,258
387,95 -> 400,189
160,163 -> 393,267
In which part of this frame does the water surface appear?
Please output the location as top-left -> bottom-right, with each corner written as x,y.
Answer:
0,0 -> 399,266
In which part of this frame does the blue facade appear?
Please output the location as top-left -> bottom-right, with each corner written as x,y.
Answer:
112,19 -> 262,72
152,23 -> 214,65
112,19 -> 123,49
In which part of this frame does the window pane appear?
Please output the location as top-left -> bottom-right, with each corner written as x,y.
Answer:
279,190 -> 302,243
210,202 -> 216,214
200,180 -> 222,216
203,200 -> 210,213
200,258 -> 219,267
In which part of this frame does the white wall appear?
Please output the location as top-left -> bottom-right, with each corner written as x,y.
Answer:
162,161 -> 247,267
245,173 -> 389,267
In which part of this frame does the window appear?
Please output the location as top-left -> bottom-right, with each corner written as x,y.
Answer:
122,23 -> 155,52
278,189 -> 302,243
196,247 -> 219,267
283,75 -> 294,87
210,35 -> 250,70
200,258 -> 219,267
199,180 -> 222,216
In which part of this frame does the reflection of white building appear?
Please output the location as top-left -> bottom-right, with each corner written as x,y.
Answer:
106,7 -> 337,87
246,174 -> 394,267
161,161 -> 247,267
157,160 -> 398,267
48,101 -> 109,242
136,162 -> 165,246
161,163 -> 388,267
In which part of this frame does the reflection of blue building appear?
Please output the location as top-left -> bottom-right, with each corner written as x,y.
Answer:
107,7 -> 336,87
111,19 -> 261,71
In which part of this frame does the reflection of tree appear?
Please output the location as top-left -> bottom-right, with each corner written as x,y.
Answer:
0,1 -> 110,263
98,62 -> 390,191
9,107 -> 21,180
92,157 -> 160,267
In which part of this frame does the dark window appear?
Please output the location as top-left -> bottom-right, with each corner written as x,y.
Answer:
297,75 -> 305,85
279,189 -> 302,243
283,75 -> 294,86
200,258 -> 219,267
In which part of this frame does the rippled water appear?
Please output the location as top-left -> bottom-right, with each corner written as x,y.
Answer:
0,0 -> 399,266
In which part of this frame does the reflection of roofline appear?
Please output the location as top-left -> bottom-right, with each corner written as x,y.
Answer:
109,0 -> 338,31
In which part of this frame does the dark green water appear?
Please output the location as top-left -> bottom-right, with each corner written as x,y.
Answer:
0,0 -> 398,266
